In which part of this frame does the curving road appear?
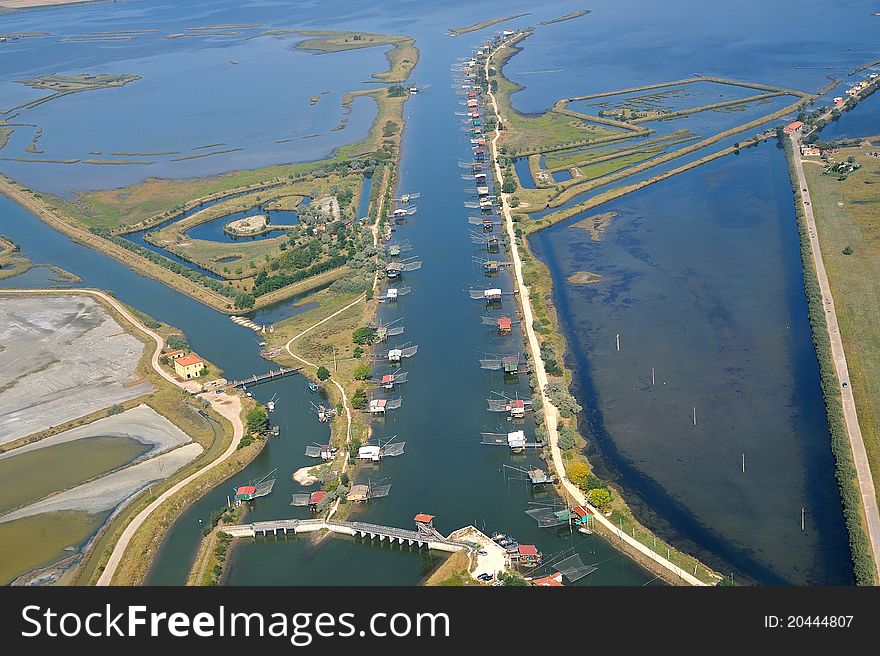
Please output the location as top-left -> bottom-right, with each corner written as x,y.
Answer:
790,134 -> 880,581
484,42 -> 705,586
0,287 -> 246,585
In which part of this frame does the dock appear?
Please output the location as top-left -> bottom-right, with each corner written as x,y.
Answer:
229,366 -> 302,389
221,517 -> 471,553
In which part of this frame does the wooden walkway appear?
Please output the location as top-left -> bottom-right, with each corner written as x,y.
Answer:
229,366 -> 302,389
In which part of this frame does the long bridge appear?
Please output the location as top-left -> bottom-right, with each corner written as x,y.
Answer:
221,518 -> 472,553
229,366 -> 302,389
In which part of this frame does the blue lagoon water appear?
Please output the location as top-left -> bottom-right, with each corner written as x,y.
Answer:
1,0 -> 877,585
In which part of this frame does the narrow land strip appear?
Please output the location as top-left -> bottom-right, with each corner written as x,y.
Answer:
789,133 -> 880,582
485,43 -> 705,586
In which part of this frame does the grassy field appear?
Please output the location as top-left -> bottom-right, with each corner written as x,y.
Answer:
493,49 -> 621,154
423,551 -> 481,586
803,144 -> 880,518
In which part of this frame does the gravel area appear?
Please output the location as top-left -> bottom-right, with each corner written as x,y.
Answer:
0,295 -> 154,445
0,404 -> 191,462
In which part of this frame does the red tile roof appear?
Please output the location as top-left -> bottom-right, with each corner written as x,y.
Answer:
236,485 -> 256,496
414,513 -> 435,523
175,354 -> 203,367
310,490 -> 327,504
532,573 -> 564,587
518,544 -> 538,557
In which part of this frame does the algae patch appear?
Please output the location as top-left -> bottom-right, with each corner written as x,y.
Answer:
571,211 -> 618,241
568,271 -> 602,285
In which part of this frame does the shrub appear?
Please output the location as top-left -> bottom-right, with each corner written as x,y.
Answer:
843,245 -> 854,255
246,406 -> 269,434
558,424 -> 578,451
353,363 -> 372,380
107,404 -> 124,416
587,488 -> 612,510
237,434 -> 254,450
351,388 -> 368,410
316,366 -> 331,381
167,334 -> 188,350
544,380 -> 582,417
567,461 -> 591,487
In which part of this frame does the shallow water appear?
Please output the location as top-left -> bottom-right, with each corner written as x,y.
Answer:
530,145 -> 853,584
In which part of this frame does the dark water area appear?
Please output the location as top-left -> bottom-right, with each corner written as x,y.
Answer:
529,146 -> 853,585
1,0 -> 877,586
513,157 -> 536,188
820,91 -> 880,141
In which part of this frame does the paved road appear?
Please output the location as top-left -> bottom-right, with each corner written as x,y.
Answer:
790,134 -> 880,581
483,44 -> 704,586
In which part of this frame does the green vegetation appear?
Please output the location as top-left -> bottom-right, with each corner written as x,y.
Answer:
792,140 -> 880,584
353,363 -> 371,380
0,235 -> 30,280
245,405 -> 269,434
2,29 -> 414,315
316,366 -> 331,381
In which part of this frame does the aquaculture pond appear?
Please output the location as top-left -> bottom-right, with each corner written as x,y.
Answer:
185,206 -> 300,243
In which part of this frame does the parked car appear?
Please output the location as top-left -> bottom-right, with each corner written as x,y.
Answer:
477,573 -> 494,581
478,550 -> 488,556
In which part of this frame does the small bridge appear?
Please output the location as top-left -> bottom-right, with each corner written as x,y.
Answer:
229,366 -> 302,389
222,518 -> 471,553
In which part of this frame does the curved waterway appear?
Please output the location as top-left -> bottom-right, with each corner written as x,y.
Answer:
2,0 -> 873,586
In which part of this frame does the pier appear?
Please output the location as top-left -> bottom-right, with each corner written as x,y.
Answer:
229,366 -> 302,389
221,518 -> 471,553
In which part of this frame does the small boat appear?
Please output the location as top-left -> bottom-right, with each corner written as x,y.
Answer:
308,382 -> 319,393
270,425 -> 280,437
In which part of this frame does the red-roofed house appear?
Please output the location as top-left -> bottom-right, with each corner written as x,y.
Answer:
309,490 -> 327,508
174,353 -> 205,379
516,544 -> 541,566
531,572 -> 564,587
783,120 -> 804,134
235,485 -> 256,501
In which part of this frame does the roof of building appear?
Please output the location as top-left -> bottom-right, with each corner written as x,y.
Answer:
163,349 -> 186,358
236,485 -> 256,496
381,374 -> 394,383
309,490 -> 327,504
518,544 -> 539,556
532,573 -> 564,587
512,399 -> 525,409
175,354 -> 204,367
573,505 -> 594,518
414,513 -> 435,523
498,317 -> 513,329
785,120 -> 805,131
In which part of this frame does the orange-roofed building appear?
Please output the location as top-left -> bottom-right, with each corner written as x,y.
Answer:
783,120 -> 804,133
174,353 -> 205,379
532,573 -> 564,587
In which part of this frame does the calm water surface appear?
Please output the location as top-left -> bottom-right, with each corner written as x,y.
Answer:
2,0 -> 877,585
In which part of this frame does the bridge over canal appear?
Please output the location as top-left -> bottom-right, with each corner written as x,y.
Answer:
221,517 -> 472,553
